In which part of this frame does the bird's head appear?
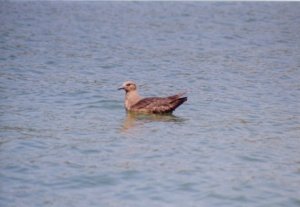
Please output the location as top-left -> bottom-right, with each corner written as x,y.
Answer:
118,81 -> 137,93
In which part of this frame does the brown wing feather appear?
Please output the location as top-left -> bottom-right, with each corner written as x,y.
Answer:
131,94 -> 187,114
131,97 -> 167,110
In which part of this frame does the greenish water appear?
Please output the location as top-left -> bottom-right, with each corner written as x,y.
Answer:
1,2 -> 300,207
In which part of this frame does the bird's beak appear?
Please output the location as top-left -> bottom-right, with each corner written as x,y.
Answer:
118,87 -> 124,90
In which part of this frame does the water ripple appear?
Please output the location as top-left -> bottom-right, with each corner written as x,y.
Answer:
1,2 -> 300,207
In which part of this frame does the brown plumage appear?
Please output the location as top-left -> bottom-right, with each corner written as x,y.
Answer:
118,81 -> 187,114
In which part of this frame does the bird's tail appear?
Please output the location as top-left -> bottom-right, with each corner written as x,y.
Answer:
167,92 -> 187,100
170,96 -> 187,111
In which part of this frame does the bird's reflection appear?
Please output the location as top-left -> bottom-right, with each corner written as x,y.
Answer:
121,112 -> 185,132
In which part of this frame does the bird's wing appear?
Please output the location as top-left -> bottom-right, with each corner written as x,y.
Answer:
131,94 -> 187,113
132,97 -> 167,109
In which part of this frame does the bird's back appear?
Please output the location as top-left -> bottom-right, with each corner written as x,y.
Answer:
130,93 -> 187,114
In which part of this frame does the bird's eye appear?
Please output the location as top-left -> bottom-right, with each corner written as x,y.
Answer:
126,83 -> 131,86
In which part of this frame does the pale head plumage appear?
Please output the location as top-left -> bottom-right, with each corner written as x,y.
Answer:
118,81 -> 137,93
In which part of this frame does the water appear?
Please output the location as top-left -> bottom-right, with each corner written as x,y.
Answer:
1,2 -> 300,207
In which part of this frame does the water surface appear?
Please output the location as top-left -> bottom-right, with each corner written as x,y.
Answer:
1,2 -> 300,207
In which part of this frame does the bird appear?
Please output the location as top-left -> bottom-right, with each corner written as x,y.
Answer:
118,81 -> 187,114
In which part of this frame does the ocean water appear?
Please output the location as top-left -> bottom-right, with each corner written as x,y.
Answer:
0,2 -> 300,207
